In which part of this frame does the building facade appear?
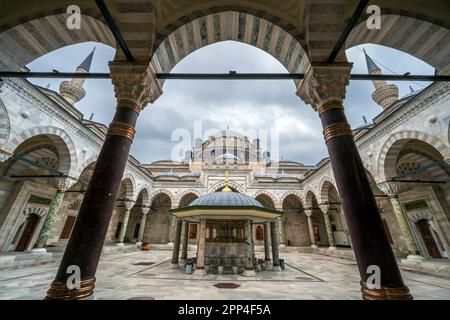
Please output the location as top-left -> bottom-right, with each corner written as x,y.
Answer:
0,48 -> 449,261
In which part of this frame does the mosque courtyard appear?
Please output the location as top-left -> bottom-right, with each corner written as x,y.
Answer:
1,249 -> 449,300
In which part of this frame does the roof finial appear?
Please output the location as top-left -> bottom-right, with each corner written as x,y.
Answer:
222,171 -> 232,192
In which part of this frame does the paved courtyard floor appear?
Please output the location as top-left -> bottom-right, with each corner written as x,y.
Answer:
1,250 -> 449,300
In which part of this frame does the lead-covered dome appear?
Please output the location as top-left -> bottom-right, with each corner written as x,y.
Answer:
189,192 -> 263,208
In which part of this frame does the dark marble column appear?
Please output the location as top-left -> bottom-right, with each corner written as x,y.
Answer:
263,222 -> 271,262
270,221 -> 280,271
297,64 -> 412,300
181,221 -> 190,261
45,62 -> 161,300
243,220 -> 256,276
171,219 -> 183,268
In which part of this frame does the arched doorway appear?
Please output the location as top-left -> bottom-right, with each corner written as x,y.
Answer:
380,135 -> 450,258
145,192 -> 173,244
305,191 -> 328,247
0,134 -> 72,251
282,194 -> 308,246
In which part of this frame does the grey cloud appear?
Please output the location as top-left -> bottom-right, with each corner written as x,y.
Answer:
27,41 -> 433,166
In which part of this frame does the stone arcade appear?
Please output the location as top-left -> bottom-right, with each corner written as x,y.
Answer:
0,0 -> 449,300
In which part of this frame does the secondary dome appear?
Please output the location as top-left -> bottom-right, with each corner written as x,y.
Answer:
189,192 -> 263,208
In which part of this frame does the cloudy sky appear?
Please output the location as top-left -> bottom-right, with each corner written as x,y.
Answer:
27,41 -> 434,166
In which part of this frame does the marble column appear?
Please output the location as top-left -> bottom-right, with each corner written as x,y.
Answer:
378,182 -> 422,259
276,214 -> 286,246
243,220 -> 256,276
181,221 -> 190,261
46,62 -> 162,300
297,63 -> 412,300
270,221 -> 281,271
320,204 -> 336,250
168,215 -> 176,243
117,200 -> 135,245
171,219 -> 183,269
137,209 -> 149,245
195,219 -> 207,275
263,222 -> 271,263
34,178 -> 73,250
305,209 -> 317,248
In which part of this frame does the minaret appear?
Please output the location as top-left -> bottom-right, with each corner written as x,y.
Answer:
59,48 -> 95,105
364,49 -> 399,109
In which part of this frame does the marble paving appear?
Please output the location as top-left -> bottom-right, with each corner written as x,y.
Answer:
0,250 -> 449,300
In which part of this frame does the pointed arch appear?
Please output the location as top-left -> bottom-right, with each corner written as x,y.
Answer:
136,185 -> 151,209
120,173 -> 136,201
318,177 -> 339,205
176,189 -> 202,208
377,130 -> 449,181
151,10 -> 309,88
347,14 -> 450,72
150,189 -> 175,208
208,180 -> 245,194
0,98 -> 10,147
7,126 -> 78,176
253,191 -> 277,209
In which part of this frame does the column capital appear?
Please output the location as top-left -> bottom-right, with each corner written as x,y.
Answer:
296,62 -> 353,110
304,209 -> 314,217
55,177 -> 76,192
121,199 -> 135,211
378,182 -> 400,197
319,203 -> 330,214
109,62 -> 162,109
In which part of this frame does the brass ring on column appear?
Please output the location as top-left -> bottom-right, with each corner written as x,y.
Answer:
107,122 -> 136,141
323,122 -> 353,142
117,99 -> 141,114
46,278 -> 96,300
318,100 -> 344,117
360,282 -> 413,300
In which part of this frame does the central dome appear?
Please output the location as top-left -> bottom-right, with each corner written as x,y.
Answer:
189,192 -> 263,208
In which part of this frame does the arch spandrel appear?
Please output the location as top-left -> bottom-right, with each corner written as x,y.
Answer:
150,10 -> 310,88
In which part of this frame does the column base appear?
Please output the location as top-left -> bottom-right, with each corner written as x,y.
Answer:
136,241 -> 143,246
242,269 -> 257,277
272,265 -> 281,272
30,248 -> 47,254
328,246 -> 337,251
406,254 -> 425,260
116,243 -> 125,247
170,263 -> 179,270
311,245 -> 318,249
193,268 -> 207,276
45,278 -> 96,300
360,282 -> 413,300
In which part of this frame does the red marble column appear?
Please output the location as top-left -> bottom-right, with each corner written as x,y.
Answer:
297,63 -> 412,300
45,63 -> 161,300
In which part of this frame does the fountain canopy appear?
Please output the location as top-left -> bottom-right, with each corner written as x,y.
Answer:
170,191 -> 282,222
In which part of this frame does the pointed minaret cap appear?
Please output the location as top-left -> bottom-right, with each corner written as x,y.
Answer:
78,47 -> 96,72
363,48 -> 381,74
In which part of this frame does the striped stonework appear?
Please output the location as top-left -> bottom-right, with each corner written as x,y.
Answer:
121,174 -> 137,202
0,99 -> 10,147
8,126 -> 78,177
150,189 -> 176,209
377,130 -> 450,182
347,15 -> 450,73
318,177 -> 338,205
0,14 -> 115,70
150,11 -> 309,85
